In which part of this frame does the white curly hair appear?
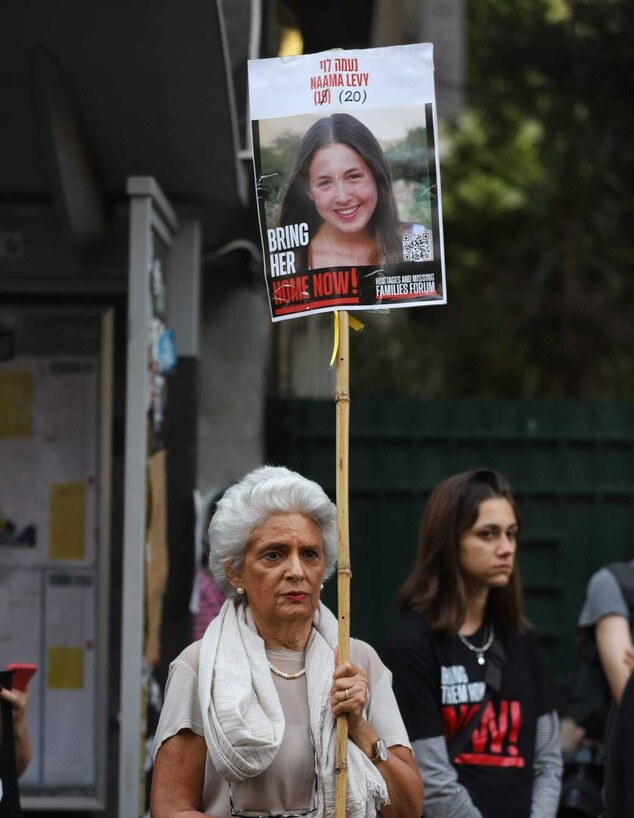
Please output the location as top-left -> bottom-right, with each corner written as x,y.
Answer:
208,465 -> 337,598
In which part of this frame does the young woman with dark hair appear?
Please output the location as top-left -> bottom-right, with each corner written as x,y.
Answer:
397,470 -> 526,635
279,113 -> 424,270
384,469 -> 562,818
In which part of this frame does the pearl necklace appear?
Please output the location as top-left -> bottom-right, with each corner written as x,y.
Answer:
458,623 -> 495,666
268,661 -> 306,680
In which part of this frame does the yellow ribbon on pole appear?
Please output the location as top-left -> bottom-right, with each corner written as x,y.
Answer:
330,312 -> 364,367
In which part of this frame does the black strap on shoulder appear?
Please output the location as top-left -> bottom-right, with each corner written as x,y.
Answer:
485,634 -> 506,693
446,634 -> 506,760
607,561 -> 634,612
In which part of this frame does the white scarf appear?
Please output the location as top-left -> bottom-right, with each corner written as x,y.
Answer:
199,598 -> 389,818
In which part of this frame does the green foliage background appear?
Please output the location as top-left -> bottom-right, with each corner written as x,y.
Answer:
350,0 -> 634,399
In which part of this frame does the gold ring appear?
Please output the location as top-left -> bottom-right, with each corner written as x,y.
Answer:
345,687 -> 350,700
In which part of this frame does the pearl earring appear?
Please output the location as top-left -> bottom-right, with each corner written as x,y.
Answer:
320,584 -> 324,590
237,587 -> 245,595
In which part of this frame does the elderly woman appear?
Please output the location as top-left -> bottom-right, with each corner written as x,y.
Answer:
151,465 -> 422,818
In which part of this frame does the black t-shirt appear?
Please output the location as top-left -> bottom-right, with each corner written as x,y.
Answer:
384,610 -> 557,818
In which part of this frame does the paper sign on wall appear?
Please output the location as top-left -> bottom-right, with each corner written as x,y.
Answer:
0,371 -> 33,438
49,483 -> 86,560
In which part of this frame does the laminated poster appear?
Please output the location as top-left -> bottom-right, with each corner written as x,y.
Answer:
248,43 -> 446,321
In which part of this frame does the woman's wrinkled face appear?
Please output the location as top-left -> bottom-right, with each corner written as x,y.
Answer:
458,498 -> 518,592
226,513 -> 326,632
307,142 -> 378,235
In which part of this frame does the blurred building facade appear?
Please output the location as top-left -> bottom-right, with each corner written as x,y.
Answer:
0,1 -> 464,814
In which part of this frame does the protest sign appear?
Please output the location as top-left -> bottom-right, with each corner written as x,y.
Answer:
248,43 -> 446,321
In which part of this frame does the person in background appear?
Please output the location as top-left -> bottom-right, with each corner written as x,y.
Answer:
192,564 -> 225,642
0,685 -> 32,776
567,558 -> 634,744
383,469 -> 562,818
191,487 -> 229,641
151,465 -> 422,818
557,560 -> 634,817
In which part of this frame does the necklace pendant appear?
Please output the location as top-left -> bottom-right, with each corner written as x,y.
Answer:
457,624 -> 495,666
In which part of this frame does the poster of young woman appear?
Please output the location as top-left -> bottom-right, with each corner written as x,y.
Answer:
248,44 -> 446,321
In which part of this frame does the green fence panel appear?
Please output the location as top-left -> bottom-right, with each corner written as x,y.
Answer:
266,399 -> 634,698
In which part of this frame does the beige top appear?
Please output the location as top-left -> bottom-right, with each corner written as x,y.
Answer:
152,636 -> 410,816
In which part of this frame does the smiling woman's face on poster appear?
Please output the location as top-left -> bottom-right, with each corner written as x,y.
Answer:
307,142 -> 379,238
305,140 -> 381,269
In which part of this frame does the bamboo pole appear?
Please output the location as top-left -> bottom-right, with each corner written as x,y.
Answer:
334,310 -> 351,818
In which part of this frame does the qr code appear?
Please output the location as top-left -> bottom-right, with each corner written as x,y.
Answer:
403,230 -> 433,262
